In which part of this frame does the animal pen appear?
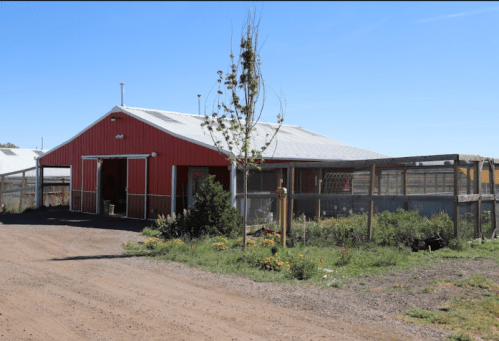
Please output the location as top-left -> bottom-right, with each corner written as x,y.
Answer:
0,167 -> 70,212
237,154 -> 499,240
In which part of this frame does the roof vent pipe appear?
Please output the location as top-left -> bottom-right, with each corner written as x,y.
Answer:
120,82 -> 125,107
197,94 -> 201,115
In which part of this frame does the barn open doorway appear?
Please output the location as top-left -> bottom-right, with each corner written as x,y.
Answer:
101,158 -> 127,216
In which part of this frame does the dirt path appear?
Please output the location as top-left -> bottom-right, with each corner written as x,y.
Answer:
0,209 -> 447,341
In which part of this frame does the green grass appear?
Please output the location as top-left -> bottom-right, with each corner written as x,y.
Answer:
402,274 -> 499,340
126,224 -> 499,339
142,227 -> 161,238
124,226 -> 499,290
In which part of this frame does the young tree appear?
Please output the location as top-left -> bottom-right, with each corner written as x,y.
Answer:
202,9 -> 285,247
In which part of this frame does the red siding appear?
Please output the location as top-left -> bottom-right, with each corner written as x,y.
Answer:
82,159 -> 97,192
39,112 -> 230,197
39,110 -> 320,218
128,158 -> 146,195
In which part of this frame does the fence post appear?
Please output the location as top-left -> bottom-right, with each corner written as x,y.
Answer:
367,164 -> 376,241
276,170 -> 283,223
403,167 -> 408,210
377,170 -> 382,195
475,159 -> 483,239
35,165 -> 44,209
286,167 -> 295,234
316,168 -> 322,220
23,174 -> 28,208
489,161 -> 497,238
454,157 -> 460,238
18,171 -> 25,211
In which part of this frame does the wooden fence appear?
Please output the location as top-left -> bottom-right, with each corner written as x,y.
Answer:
0,167 -> 70,212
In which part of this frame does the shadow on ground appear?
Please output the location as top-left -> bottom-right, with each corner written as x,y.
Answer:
0,206 -> 150,232
50,254 -> 144,261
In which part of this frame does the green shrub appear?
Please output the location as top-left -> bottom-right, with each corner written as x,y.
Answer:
288,215 -> 367,248
336,245 -> 352,266
406,306 -> 435,320
156,210 -> 190,240
142,227 -> 161,237
448,237 -> 470,251
187,175 -> 242,239
289,254 -> 318,280
447,333 -> 474,341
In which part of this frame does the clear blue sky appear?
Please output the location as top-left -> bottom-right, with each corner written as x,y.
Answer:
1,1 -> 498,158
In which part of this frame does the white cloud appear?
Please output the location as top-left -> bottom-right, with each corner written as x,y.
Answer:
418,6 -> 499,23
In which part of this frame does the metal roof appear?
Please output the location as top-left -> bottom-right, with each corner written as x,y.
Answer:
42,105 -> 388,162
0,148 -> 69,177
116,106 -> 388,161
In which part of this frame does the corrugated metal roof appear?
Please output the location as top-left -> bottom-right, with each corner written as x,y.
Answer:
42,105 -> 389,162
0,148 -> 69,177
114,106 -> 389,161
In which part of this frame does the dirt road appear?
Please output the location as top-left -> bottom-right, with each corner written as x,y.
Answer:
0,208 -> 445,340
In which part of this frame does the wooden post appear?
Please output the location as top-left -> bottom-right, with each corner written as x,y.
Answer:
396,172 -> 400,195
19,171 -> 25,210
316,168 -> 322,220
286,167 -> 295,234
377,170 -> 382,195
367,164 -> 376,241
467,165 -> 471,195
281,192 -> 287,248
489,161 -> 498,238
475,159 -> 483,239
454,158 -> 460,238
435,173 -> 438,193
403,168 -> 408,210
443,173 -> 447,193
423,171 -> 427,194
386,173 -> 390,195
276,170 -> 283,223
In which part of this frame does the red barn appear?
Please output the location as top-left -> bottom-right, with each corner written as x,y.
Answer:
38,106 -> 385,219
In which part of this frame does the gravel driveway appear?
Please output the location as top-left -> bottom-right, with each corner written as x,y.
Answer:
0,207 -> 477,340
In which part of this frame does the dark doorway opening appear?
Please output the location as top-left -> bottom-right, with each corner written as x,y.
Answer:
101,159 -> 127,215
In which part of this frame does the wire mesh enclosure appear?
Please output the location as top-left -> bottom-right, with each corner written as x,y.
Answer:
235,154 -> 499,240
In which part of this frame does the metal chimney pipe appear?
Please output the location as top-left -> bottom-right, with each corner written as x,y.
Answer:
120,82 -> 125,107
197,94 -> 201,115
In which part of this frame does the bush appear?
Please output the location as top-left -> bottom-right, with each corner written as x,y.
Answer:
288,215 -> 367,248
156,210 -> 190,240
336,245 -> 352,266
290,254 -> 318,280
187,175 -> 242,239
448,237 -> 470,251
142,227 -> 161,238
